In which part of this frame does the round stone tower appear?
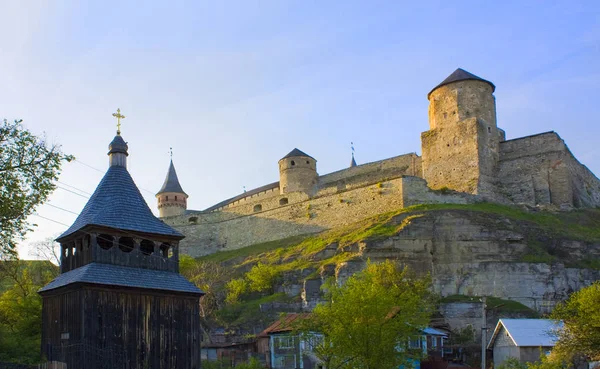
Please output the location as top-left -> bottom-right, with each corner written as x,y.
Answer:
421,68 -> 504,196
156,160 -> 188,217
278,148 -> 318,195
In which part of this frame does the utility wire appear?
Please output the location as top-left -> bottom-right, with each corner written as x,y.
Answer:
73,158 -> 104,173
57,185 -> 90,199
72,158 -> 157,196
57,181 -> 93,196
46,203 -> 80,216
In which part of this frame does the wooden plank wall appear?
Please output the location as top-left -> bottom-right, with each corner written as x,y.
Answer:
41,286 -> 201,369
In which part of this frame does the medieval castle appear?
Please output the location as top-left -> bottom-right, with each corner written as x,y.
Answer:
156,68 -> 600,257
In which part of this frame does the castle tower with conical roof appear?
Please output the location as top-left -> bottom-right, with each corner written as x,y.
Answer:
156,159 -> 188,217
39,116 -> 203,369
278,148 -> 318,195
421,68 -> 505,197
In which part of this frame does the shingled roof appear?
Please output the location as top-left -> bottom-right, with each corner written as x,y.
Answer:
39,262 -> 203,295
57,165 -> 184,241
157,160 -> 187,196
280,148 -> 314,160
428,68 -> 495,98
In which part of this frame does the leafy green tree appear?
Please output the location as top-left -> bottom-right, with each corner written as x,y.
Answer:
298,260 -> 436,369
1,119 -> 73,256
246,262 -> 280,294
0,260 -> 57,364
551,281 -> 600,363
226,278 -> 249,304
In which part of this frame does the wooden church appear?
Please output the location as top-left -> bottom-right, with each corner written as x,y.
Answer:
39,116 -> 204,369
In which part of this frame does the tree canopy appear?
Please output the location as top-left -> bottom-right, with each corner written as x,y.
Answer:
0,260 -> 58,364
0,119 -> 73,256
551,281 -> 600,363
297,260 -> 436,369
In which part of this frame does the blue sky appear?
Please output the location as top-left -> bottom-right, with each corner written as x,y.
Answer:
1,1 -> 599,257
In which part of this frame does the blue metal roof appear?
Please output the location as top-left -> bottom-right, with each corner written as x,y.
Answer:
39,262 -> 203,295
488,319 -> 563,348
57,165 -> 184,240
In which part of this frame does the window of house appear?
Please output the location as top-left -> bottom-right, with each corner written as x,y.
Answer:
253,204 -> 262,212
275,336 -> 295,349
408,337 -> 421,349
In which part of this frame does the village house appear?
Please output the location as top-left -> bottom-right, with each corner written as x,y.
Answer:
487,319 -> 562,368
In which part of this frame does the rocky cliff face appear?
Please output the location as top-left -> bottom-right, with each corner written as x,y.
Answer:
196,204 -> 600,337
302,208 -> 600,313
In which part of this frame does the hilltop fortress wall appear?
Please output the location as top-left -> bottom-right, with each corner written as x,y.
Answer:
159,69 -> 600,257
164,154 -> 466,257
497,131 -> 600,208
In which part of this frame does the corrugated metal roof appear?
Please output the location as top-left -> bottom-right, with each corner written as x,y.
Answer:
57,165 -> 184,240
488,319 -> 562,348
39,262 -> 203,295
422,327 -> 448,336
258,313 -> 311,336
156,160 -> 187,196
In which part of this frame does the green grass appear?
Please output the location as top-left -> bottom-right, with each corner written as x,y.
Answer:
217,292 -> 293,327
405,203 -> 600,242
201,202 -> 600,278
197,234 -> 312,264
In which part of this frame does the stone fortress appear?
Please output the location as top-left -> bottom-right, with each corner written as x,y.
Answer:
157,68 -> 600,257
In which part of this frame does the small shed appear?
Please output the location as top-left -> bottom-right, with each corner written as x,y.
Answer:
487,319 -> 562,368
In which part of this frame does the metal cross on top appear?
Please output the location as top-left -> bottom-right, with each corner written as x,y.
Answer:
112,108 -> 126,134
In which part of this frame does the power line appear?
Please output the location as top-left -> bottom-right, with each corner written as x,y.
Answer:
57,181 -> 93,196
46,203 -> 80,216
72,158 -> 157,197
32,213 -> 71,227
73,158 -> 104,173
57,185 -> 90,199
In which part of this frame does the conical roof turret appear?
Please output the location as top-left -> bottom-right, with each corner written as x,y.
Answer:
428,68 -> 495,98
157,160 -> 187,196
280,148 -> 314,161
350,153 -> 357,167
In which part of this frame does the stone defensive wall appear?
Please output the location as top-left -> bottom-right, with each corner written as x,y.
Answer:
165,173 -> 468,257
497,131 -> 600,208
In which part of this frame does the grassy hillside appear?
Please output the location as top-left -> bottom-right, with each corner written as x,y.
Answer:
188,203 -> 600,329
198,203 -> 600,268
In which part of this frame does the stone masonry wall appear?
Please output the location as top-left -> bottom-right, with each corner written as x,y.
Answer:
421,117 -> 482,194
164,175 -> 468,257
498,132 -> 600,208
